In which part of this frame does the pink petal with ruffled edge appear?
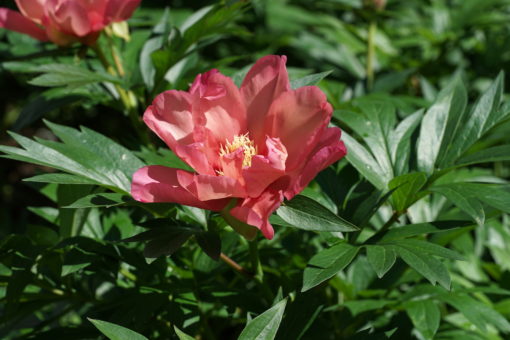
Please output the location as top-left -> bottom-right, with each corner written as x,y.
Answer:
0,8 -> 48,41
241,55 -> 290,146
176,170 -> 246,201
284,127 -> 346,200
144,92 -> 215,175
265,86 -> 332,171
230,190 -> 284,240
190,69 -> 246,154
46,0 -> 91,37
131,165 -> 229,211
242,136 -> 287,197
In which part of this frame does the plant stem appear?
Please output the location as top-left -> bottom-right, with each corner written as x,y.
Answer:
365,211 -> 401,244
220,252 -> 253,278
366,19 -> 377,91
249,238 -> 274,303
91,43 -> 148,144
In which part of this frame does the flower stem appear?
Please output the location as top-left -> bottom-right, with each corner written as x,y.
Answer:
366,19 -> 377,91
249,238 -> 274,303
91,42 -> 148,144
219,252 -> 253,278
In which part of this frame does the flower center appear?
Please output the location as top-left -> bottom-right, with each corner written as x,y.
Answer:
219,133 -> 257,167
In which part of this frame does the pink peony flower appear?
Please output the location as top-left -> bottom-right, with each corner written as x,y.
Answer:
0,0 -> 140,45
131,56 -> 347,239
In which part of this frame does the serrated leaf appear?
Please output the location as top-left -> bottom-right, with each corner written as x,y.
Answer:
238,299 -> 287,340
388,172 -> 427,212
277,195 -> 358,232
302,243 -> 359,292
366,245 -> 396,278
89,318 -> 148,340
290,70 -> 332,89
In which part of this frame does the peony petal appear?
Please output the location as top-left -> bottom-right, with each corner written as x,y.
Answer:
105,0 -> 141,22
0,8 -> 48,41
190,69 -> 246,149
144,93 -> 216,175
241,55 -> 290,145
46,0 -> 91,37
15,0 -> 46,23
131,166 -> 229,211
283,127 -> 346,200
242,136 -> 287,197
176,170 -> 246,201
265,86 -> 332,171
230,190 -> 284,240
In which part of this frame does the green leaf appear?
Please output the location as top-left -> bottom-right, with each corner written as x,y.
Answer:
429,185 -> 485,226
444,72 -> 505,165
390,109 -> 423,176
388,172 -> 427,212
394,245 -> 451,289
23,173 -> 101,185
366,245 -> 396,278
343,299 -> 393,316
456,145 -> 510,166
417,77 -> 467,173
440,294 -> 510,333
277,195 -> 358,232
64,193 -> 132,208
238,299 -> 287,340
302,243 -> 359,292
405,300 -> 440,339
88,318 -> 148,340
290,70 -> 332,89
29,64 -> 122,87
174,326 -> 195,340
396,239 -> 465,261
342,132 -> 387,189
379,221 -> 474,241
196,231 -> 221,261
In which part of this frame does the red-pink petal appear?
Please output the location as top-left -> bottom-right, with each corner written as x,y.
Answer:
284,127 -> 347,200
0,8 -> 48,41
241,55 -> 290,145
15,0 -> 45,23
105,0 -> 140,22
242,136 -> 287,197
176,170 -> 246,201
46,0 -> 91,37
144,93 -> 216,175
190,69 -> 246,149
230,190 -> 284,239
131,165 -> 229,211
265,86 -> 332,171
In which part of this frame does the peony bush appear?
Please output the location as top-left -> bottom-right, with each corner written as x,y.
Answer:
1,1 -> 510,339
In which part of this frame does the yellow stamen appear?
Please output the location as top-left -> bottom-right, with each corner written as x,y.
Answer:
219,133 -> 257,167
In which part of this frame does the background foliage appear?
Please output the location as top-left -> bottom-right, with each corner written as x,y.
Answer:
2,0 -> 510,339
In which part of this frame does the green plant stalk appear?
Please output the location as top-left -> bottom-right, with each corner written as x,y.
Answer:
366,20 -> 377,91
249,238 -> 274,303
90,43 -> 148,144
